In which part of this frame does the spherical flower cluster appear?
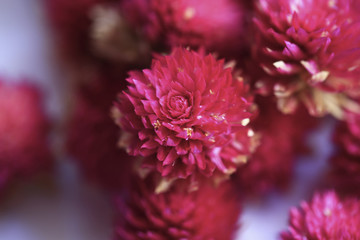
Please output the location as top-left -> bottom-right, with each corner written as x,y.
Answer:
120,0 -> 248,57
66,74 -> 132,191
113,47 -> 255,179
0,80 -> 52,190
232,96 -> 316,195
253,0 -> 360,118
115,174 -> 241,240
281,191 -> 360,240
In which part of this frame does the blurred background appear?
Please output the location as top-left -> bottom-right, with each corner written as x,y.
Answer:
0,0 -> 333,239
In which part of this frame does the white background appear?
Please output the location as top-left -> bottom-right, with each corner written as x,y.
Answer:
0,0 -> 333,239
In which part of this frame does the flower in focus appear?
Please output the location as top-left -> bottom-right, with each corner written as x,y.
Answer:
0,80 -> 52,190
281,191 -> 360,240
115,173 -> 241,240
66,74 -> 132,191
252,0 -> 360,118
232,96 -> 316,195
120,0 -> 248,57
113,47 -> 255,179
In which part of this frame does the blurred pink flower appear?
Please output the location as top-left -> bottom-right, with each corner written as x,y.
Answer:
0,80 -> 52,190
115,174 -> 241,240
120,0 -> 248,57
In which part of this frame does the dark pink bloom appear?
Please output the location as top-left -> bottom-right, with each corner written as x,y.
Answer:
115,174 -> 241,240
120,0 -> 248,57
113,48 -> 255,179
0,80 -> 52,190
232,96 -> 317,195
252,0 -> 360,118
281,191 -> 360,240
66,74 -> 131,191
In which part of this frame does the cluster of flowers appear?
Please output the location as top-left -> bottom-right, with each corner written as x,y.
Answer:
43,0 -> 360,239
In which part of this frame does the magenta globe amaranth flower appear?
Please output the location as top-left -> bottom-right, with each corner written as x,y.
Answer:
113,48 -> 255,179
281,191 -> 360,240
253,0 -> 360,118
115,174 -> 241,240
120,0 -> 248,57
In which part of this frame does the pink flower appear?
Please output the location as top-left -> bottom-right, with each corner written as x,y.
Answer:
113,47 -> 255,179
66,74 -> 132,191
252,0 -> 360,118
120,0 -> 248,57
281,191 -> 360,240
115,174 -> 241,240
0,80 -> 52,190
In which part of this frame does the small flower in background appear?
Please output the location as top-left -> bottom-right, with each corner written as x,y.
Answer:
115,173 -> 241,240
252,0 -> 360,118
0,80 -> 52,191
113,47 -> 256,180
281,191 -> 360,240
120,0 -> 249,58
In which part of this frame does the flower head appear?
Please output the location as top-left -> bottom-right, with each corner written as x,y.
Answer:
113,47 -> 255,179
253,0 -> 360,118
115,174 -> 241,240
281,191 -> 360,240
0,80 -> 52,190
120,0 -> 248,57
